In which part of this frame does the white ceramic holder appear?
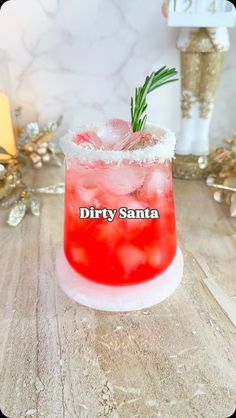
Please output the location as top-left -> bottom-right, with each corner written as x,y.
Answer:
56,247 -> 183,312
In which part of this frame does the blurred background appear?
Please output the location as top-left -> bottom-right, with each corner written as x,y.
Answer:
0,0 -> 235,144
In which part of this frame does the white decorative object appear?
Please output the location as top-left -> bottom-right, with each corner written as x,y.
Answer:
164,0 -> 236,158
168,0 -> 236,27
56,247 -> 183,312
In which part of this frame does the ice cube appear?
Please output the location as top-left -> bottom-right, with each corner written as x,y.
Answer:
117,128 -> 161,151
79,173 -> 97,189
118,196 -> 149,234
70,165 -> 98,189
96,221 -> 121,245
70,247 -> 89,265
141,133 -> 155,147
74,131 -> 103,149
143,164 -> 170,197
76,185 -> 98,206
97,119 -> 131,149
65,165 -> 99,207
146,246 -> 163,268
66,159 -> 94,179
100,165 -> 145,195
118,244 -> 146,275
118,131 -> 142,151
119,196 -> 146,210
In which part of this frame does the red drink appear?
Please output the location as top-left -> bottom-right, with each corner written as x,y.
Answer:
63,121 -> 177,286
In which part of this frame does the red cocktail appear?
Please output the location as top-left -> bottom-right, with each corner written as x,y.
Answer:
62,120 -> 177,286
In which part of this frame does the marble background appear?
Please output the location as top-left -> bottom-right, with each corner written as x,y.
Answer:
0,0 -> 235,144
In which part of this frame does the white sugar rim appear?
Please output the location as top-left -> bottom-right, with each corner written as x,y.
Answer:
60,123 -> 176,164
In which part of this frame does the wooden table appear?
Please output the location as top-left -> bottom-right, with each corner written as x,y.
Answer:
0,169 -> 236,418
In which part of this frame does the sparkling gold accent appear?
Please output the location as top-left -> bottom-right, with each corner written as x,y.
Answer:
173,154 -> 209,180
208,183 -> 236,193
180,48 -> 224,119
206,132 -> 236,218
0,159 -> 22,200
0,114 -> 63,225
179,28 -> 226,53
20,119 -> 62,168
0,163 -> 5,179
187,28 -> 216,52
30,199 -> 41,216
214,190 -> 224,203
230,199 -> 236,217
199,95 -> 213,119
31,183 -> 65,194
181,92 -> 197,119
7,201 -> 27,227
206,174 -> 216,185
179,28 -> 225,120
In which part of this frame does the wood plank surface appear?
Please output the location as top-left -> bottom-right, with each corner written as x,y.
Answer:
0,168 -> 235,418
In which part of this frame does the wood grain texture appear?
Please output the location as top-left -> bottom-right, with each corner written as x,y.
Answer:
0,169 -> 236,418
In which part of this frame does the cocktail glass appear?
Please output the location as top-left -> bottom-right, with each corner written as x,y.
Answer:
57,120 -> 183,311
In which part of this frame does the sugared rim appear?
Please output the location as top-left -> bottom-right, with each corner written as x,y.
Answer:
60,123 -> 176,164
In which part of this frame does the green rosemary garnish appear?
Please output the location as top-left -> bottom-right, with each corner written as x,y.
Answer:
131,66 -> 178,132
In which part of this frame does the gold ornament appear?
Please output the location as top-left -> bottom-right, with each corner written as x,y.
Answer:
18,116 -> 63,168
173,154 -> 210,180
0,157 -> 22,200
174,28 -> 226,180
206,131 -> 236,218
5,183 -> 65,226
0,112 -> 64,226
180,49 -> 224,119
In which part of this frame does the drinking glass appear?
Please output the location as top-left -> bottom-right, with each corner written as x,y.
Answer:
61,123 -> 177,287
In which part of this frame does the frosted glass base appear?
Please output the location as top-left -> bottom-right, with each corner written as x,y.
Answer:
56,247 -> 183,312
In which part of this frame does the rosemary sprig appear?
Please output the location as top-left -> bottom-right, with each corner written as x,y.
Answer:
131,66 -> 178,132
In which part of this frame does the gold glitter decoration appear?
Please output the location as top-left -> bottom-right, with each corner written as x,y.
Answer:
0,112 -> 64,226
181,91 -> 197,119
199,94 -> 213,119
187,28 -> 218,52
205,131 -> 236,218
179,28 -> 225,119
173,154 -> 210,180
179,28 -> 226,53
30,183 -> 65,195
4,183 -> 65,226
18,116 -> 63,168
0,157 -> 22,200
7,199 -> 27,227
